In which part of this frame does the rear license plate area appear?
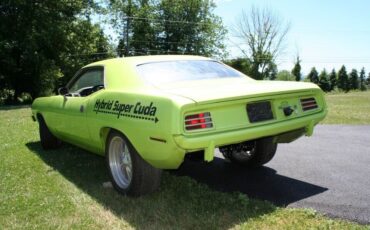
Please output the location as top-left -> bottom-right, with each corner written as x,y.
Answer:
246,101 -> 274,123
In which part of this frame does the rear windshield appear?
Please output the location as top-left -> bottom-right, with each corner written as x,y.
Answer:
136,60 -> 243,85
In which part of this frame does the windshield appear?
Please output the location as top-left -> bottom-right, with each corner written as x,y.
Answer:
136,60 -> 243,85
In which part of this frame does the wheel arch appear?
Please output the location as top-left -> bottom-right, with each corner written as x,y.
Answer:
100,127 -> 135,154
100,127 -> 112,152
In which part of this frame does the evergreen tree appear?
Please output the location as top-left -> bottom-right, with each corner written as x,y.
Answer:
318,69 -> 330,92
291,56 -> 302,81
359,68 -> 367,91
307,67 -> 319,84
367,72 -> 370,87
337,65 -> 349,91
349,69 -> 359,90
329,68 -> 337,91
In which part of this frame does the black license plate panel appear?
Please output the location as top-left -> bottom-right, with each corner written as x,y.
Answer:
246,101 -> 274,123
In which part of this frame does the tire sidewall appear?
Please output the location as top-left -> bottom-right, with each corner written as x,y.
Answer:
38,116 -> 59,149
105,131 -> 136,195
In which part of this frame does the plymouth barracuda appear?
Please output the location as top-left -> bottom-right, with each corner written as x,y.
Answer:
31,55 -> 327,196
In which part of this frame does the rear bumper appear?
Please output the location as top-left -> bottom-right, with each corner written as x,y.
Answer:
173,109 -> 327,162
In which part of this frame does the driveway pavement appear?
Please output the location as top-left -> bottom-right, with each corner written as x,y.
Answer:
173,125 -> 370,224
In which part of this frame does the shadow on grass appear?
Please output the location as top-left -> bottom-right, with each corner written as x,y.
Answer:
25,141 -> 325,229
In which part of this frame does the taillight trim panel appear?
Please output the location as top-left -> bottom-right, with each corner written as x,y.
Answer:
300,97 -> 319,112
184,112 -> 214,132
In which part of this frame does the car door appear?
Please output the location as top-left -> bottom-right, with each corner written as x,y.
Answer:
54,66 -> 104,147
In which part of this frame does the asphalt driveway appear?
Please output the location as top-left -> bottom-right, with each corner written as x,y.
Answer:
173,125 -> 370,224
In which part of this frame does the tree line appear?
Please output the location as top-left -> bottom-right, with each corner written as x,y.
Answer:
305,65 -> 368,92
0,0 -> 225,105
227,57 -> 369,92
0,1 -> 113,104
0,1 -> 368,105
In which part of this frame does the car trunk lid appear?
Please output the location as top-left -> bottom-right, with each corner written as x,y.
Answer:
158,78 -> 325,135
160,78 -> 320,104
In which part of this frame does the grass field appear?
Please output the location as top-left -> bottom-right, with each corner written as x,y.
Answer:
0,92 -> 369,229
322,90 -> 370,124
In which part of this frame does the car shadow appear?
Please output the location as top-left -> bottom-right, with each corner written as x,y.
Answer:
25,141 -> 327,228
171,157 -> 328,206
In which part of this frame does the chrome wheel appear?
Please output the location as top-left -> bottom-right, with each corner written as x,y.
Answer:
108,136 -> 132,189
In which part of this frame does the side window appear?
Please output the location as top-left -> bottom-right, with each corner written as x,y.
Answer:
69,68 -> 104,96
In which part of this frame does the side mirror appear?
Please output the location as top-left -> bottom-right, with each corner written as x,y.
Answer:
58,87 -> 69,95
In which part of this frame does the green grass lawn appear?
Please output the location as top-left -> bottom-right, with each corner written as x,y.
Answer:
1,93 -> 369,229
322,90 -> 370,124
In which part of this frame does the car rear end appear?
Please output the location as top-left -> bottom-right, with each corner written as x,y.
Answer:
133,56 -> 327,165
174,86 -> 327,161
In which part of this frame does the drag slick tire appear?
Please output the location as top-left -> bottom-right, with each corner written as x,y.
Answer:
106,130 -> 162,196
220,137 -> 277,168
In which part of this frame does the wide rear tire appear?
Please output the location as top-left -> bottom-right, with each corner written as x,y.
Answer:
106,130 -> 162,196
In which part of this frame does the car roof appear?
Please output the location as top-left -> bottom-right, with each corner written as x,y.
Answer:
84,55 -> 212,68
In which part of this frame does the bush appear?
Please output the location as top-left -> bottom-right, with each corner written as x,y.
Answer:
17,93 -> 33,104
0,89 -> 15,105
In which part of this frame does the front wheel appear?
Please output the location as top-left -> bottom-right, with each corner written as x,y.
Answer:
38,116 -> 61,150
221,137 -> 277,168
106,131 -> 162,196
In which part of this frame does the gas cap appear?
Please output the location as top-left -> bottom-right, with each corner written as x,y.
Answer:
283,106 -> 294,116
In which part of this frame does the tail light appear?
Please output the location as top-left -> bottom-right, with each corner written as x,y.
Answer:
300,98 -> 318,111
185,112 -> 213,131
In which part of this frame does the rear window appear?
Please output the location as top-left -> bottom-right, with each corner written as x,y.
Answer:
136,60 -> 243,85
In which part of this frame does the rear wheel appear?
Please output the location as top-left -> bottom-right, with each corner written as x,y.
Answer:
106,131 -> 162,196
38,116 -> 61,150
221,137 -> 277,168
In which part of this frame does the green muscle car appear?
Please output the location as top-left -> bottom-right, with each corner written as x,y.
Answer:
31,55 -> 327,196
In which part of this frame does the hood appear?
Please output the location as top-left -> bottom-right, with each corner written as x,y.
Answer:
159,78 -> 320,104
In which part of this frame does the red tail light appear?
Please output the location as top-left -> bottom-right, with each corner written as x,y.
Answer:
185,112 -> 213,131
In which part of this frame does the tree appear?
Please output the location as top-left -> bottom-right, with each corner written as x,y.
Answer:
225,58 -> 252,76
276,70 -> 295,81
318,69 -> 330,92
359,68 -> 367,91
329,69 -> 337,91
130,1 -> 157,55
233,6 -> 290,80
0,1 -> 112,102
157,0 -> 227,57
307,67 -> 319,84
107,0 -> 227,58
58,20 -> 114,85
291,56 -> 302,81
264,62 -> 278,80
349,69 -> 359,90
337,65 -> 349,91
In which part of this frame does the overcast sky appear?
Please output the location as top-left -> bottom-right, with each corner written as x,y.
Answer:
215,0 -> 370,74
